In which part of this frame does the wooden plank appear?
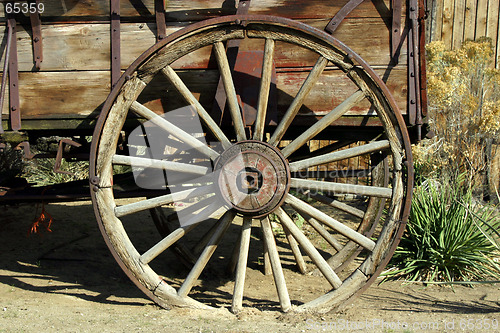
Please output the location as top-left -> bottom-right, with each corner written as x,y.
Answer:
1,66 -> 409,119
0,18 -> 404,72
0,71 -> 110,117
486,0 -> 499,48
464,0 -> 477,41
0,0 -> 397,22
497,3 -> 500,68
453,0 -> 466,48
476,0 -> 489,38
442,0 -> 456,49
0,23 -> 157,72
431,0 -> 445,42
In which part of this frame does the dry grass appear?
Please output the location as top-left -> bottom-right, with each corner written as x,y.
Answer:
417,38 -> 500,194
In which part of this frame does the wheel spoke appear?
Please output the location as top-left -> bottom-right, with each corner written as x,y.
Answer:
139,198 -> 221,265
140,223 -> 198,265
114,184 -> 214,217
268,56 -> 329,146
112,155 -> 209,175
274,207 -> 342,289
253,38 -> 275,141
281,90 -> 365,157
298,211 -> 343,252
192,217 -> 220,255
281,223 -> 308,274
178,210 -> 236,298
226,232 -> 242,276
291,178 -> 392,198
161,65 -> 232,149
149,207 -> 197,266
289,139 -> 390,171
260,216 -> 291,312
288,140 -> 356,162
231,217 -> 253,313
213,41 -> 246,141
285,194 -> 376,251
305,191 -> 365,219
130,101 -> 219,160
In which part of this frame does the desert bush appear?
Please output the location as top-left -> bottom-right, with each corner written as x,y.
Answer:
423,38 -> 500,193
384,180 -> 500,283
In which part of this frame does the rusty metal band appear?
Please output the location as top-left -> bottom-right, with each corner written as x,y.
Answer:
407,0 -> 420,128
211,0 -> 251,126
111,0 -> 121,88
418,0 -> 428,136
324,0 -> 364,34
0,18 -> 13,134
155,0 -> 167,41
30,0 -> 43,70
7,15 -> 20,131
407,28 -> 416,126
391,0 -> 402,63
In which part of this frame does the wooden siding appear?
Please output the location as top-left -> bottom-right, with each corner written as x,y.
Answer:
427,0 -> 500,67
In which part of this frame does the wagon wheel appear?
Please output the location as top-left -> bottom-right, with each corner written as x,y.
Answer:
90,15 -> 413,312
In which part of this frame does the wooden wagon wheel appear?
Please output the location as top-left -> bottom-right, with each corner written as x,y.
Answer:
90,15 -> 413,313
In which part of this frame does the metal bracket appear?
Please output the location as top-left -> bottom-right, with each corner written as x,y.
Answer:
14,141 -> 35,159
155,0 -> 167,41
6,14 -> 20,131
324,0 -> 364,34
418,0 -> 428,130
110,0 -> 121,88
30,0 -> 43,70
391,0 -> 402,63
54,139 -> 82,175
407,0 -> 420,129
0,16 -> 14,134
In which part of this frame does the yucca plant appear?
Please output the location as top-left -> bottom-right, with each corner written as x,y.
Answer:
383,180 -> 500,283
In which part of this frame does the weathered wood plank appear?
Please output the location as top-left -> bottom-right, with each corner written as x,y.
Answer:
1,67 -> 409,119
0,0 -> 398,21
431,0 -> 445,42
497,3 -> 500,68
0,18 -> 405,72
464,0 -> 477,41
486,0 -> 499,49
0,71 -> 111,118
452,0 -> 466,48
442,0 -> 455,49
476,0 -> 489,38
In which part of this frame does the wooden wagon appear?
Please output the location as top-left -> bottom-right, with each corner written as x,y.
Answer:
0,0 -> 427,312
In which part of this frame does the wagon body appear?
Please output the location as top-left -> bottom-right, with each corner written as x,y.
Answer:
0,0 -> 426,314
0,0 -> 425,142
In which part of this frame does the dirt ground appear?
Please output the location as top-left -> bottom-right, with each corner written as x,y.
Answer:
2,200 -> 500,333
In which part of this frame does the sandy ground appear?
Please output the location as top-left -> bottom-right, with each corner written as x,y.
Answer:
2,200 -> 500,333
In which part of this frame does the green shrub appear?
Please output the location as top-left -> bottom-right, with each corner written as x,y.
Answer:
383,180 -> 500,283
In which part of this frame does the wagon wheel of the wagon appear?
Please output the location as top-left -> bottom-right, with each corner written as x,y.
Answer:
90,15 -> 413,313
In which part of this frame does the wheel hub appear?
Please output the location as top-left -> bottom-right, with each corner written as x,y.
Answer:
215,141 -> 290,217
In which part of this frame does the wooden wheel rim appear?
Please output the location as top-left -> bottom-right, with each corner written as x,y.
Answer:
90,15 -> 413,312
